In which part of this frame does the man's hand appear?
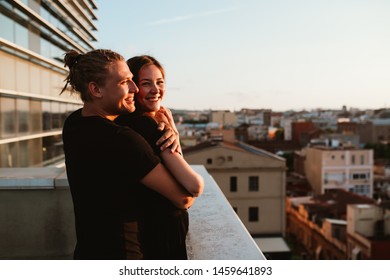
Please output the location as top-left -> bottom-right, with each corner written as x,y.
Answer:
156,123 -> 180,152
155,107 -> 182,153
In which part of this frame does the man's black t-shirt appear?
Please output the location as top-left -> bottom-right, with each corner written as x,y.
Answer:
62,109 -> 160,259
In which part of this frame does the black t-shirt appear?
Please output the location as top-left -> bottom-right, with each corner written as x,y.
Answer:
115,114 -> 177,214
115,113 -> 189,260
62,109 -> 160,259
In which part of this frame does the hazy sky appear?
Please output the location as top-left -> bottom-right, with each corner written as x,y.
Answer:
95,0 -> 390,111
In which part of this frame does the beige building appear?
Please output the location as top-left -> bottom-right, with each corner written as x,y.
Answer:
357,119 -> 390,145
304,146 -> 374,197
183,140 -> 286,236
347,204 -> 390,259
211,110 -> 238,128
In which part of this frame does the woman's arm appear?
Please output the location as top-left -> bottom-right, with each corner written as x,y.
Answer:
140,162 -> 195,209
160,150 -> 204,197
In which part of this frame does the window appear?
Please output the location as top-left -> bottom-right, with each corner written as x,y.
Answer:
227,156 -> 233,161
230,176 -> 237,192
249,176 -> 259,191
351,155 -> 355,165
17,99 -> 29,134
42,101 -> 52,131
350,185 -> 370,196
0,97 -> 16,138
249,207 -> 259,222
360,155 -> 364,165
324,173 -> 344,184
207,158 -> 212,164
351,173 -> 369,180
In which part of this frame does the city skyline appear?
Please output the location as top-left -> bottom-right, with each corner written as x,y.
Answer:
96,0 -> 390,112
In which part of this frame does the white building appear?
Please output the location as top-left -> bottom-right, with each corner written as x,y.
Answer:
304,146 -> 374,197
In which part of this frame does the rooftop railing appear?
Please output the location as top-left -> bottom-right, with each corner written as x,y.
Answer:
0,165 -> 265,260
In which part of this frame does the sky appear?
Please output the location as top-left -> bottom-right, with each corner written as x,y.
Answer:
95,0 -> 390,112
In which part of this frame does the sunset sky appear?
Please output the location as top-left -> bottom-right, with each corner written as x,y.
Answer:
95,0 -> 390,111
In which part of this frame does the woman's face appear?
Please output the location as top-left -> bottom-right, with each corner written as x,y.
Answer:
136,64 -> 165,113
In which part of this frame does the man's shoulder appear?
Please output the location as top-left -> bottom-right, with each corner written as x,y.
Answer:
64,108 -> 82,123
116,113 -> 156,126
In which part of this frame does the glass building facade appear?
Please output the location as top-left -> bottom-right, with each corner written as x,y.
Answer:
0,0 -> 97,167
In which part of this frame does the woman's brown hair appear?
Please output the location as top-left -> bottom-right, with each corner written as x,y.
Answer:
126,55 -> 165,86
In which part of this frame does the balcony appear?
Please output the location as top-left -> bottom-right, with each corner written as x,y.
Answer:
0,166 -> 265,260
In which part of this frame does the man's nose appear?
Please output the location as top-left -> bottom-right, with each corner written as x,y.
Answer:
128,80 -> 139,93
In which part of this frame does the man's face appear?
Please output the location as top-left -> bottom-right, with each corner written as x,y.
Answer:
99,60 -> 139,116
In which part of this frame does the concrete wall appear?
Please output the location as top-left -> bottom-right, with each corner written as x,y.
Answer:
0,166 -> 265,260
0,168 -> 75,259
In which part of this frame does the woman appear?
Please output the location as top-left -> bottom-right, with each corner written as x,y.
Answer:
61,49 -> 198,259
115,55 -> 204,259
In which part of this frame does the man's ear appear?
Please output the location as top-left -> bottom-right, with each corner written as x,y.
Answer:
88,82 -> 103,98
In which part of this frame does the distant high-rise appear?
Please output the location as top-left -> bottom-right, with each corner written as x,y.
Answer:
0,0 -> 98,167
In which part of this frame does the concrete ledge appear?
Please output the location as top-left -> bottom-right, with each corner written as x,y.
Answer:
0,167 -> 65,189
55,170 -> 70,189
188,166 -> 265,260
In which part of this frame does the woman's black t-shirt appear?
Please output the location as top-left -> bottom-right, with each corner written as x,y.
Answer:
115,113 -> 189,260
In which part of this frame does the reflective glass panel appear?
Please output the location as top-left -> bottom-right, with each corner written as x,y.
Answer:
42,101 -> 52,131
0,97 -> 16,138
17,99 -> 30,134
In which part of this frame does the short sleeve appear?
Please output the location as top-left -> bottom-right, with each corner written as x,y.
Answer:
116,115 -> 164,155
115,126 -> 161,181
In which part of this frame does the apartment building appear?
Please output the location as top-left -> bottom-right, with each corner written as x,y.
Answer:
210,110 -> 238,128
0,0 -> 97,167
347,203 -> 390,259
183,140 -> 287,236
291,121 -> 320,147
357,119 -> 390,145
304,146 -> 374,197
286,189 -> 377,259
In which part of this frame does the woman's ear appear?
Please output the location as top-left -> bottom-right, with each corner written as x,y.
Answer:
88,82 -> 103,98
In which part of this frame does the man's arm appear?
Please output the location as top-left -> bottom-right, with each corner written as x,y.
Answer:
160,149 -> 204,197
140,163 -> 195,209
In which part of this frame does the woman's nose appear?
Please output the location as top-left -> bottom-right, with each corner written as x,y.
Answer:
151,83 -> 159,93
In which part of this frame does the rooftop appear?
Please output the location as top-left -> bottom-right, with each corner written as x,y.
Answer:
183,140 -> 286,161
